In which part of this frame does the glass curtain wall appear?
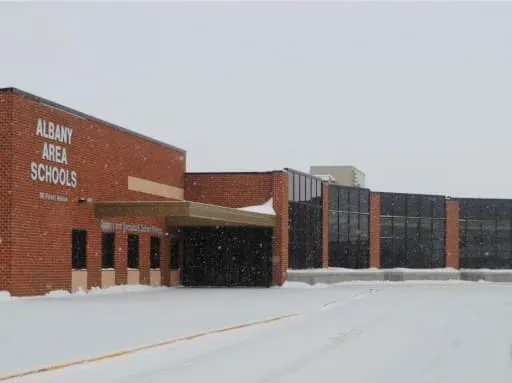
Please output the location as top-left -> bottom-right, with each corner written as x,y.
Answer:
380,192 -> 446,268
328,185 -> 370,268
287,169 -> 323,269
458,199 -> 512,268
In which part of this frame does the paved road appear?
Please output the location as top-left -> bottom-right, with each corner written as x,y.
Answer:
6,283 -> 512,383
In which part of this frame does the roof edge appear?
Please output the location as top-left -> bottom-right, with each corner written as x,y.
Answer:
0,87 -> 186,154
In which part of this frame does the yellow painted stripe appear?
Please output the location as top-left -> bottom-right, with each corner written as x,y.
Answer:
0,313 -> 297,382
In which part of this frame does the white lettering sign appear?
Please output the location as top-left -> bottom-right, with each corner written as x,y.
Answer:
100,220 -> 163,236
30,118 -> 78,189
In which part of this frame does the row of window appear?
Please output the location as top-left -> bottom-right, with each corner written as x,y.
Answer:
288,202 -> 323,269
459,219 -> 512,268
380,217 -> 446,268
287,169 -> 323,205
380,192 -> 446,218
458,198 -> 512,220
71,230 -> 180,270
328,185 -> 370,214
328,211 -> 370,268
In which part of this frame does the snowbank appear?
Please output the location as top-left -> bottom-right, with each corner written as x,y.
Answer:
3,284 -> 169,302
238,199 -> 275,215
0,291 -> 12,302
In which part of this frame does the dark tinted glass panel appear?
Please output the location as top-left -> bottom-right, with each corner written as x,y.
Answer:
496,200 -> 511,220
419,218 -> 432,242
432,219 -> 445,243
349,188 -> 359,212
72,229 -> 87,270
432,197 -> 445,218
431,246 -> 445,268
349,213 -> 359,241
381,217 -> 393,238
465,199 -> 482,220
127,234 -> 139,269
393,194 -> 406,217
359,214 -> 369,238
360,189 -> 370,214
406,218 -> 419,241
419,197 -> 433,218
496,220 -> 511,239
481,201 -> 496,220
406,195 -> 420,217
317,181 -> 323,201
328,185 -> 339,211
329,211 -> 338,242
380,238 -> 393,268
339,213 -> 349,241
466,220 -> 481,246
101,232 -> 115,269
340,188 -> 350,212
380,193 -> 393,216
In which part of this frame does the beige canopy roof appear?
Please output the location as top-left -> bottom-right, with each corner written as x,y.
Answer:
94,200 -> 276,228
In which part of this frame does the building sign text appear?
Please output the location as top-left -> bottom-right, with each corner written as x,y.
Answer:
30,118 -> 78,189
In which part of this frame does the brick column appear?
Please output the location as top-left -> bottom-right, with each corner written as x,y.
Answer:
161,231 -> 171,287
87,223 -> 102,289
322,184 -> 329,268
139,234 -> 150,285
445,199 -> 460,269
369,193 -> 381,268
115,230 -> 128,285
272,171 -> 288,285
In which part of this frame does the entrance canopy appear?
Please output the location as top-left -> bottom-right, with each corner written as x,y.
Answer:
94,200 -> 276,228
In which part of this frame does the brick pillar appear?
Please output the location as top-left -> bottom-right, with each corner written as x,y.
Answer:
445,199 -> 460,269
87,223 -> 102,289
161,231 -> 171,287
272,171 -> 288,285
322,184 -> 329,268
369,192 -> 381,268
0,93 -> 12,293
115,231 -> 128,285
139,234 -> 150,285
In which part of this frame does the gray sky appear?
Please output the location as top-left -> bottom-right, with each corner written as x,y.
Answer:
1,2 -> 511,198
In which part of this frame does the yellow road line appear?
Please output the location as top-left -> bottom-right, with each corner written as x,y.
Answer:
0,313 -> 297,382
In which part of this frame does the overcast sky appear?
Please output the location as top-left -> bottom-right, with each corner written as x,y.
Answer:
1,2 -> 511,198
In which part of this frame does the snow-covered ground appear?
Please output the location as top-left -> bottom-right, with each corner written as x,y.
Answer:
2,281 -> 512,382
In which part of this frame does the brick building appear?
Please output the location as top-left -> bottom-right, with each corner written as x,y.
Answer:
1,87 -> 509,297
0,88 -> 285,296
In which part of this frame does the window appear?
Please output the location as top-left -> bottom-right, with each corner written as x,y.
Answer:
293,173 -> 300,202
380,193 -> 393,216
101,232 -> 115,269
170,236 -> 180,269
288,173 -> 294,201
406,195 -> 420,217
127,234 -> 139,269
339,187 -> 349,212
359,190 -> 370,214
150,236 -> 161,269
393,194 -> 406,217
299,175 -> 306,202
72,229 -> 87,270
328,185 -> 339,211
349,188 -> 359,213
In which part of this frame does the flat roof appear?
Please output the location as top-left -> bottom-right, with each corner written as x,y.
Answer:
94,200 -> 276,228
0,87 -> 186,154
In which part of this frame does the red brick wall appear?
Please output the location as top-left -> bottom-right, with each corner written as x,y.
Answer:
185,171 -> 288,285
445,200 -> 460,269
369,192 -> 381,268
5,91 -> 185,296
185,172 -> 274,207
322,184 -> 329,268
0,93 -> 12,292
